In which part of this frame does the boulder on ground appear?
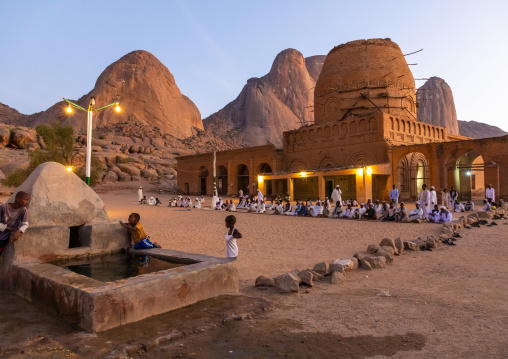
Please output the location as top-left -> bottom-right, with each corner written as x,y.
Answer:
403,241 -> 419,251
11,162 -> 109,227
313,261 -> 330,276
0,127 -> 10,146
331,271 -> 346,284
117,163 -> 141,177
129,145 -> 140,154
379,237 -> 398,254
273,273 -> 300,293
102,171 -> 118,183
131,175 -> 142,182
365,255 -> 387,269
426,236 -> 438,249
394,237 -> 404,254
367,244 -> 380,254
350,257 -> 359,270
10,130 -> 35,148
117,172 -> 131,182
141,169 -> 158,181
309,270 -> 325,280
330,258 -> 354,273
298,270 -> 314,286
375,249 -> 394,263
380,246 -> 395,255
255,276 -> 274,287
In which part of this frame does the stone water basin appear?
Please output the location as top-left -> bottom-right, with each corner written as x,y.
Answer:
8,249 -> 239,332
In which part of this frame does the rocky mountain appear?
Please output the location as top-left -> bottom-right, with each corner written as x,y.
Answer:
305,55 -> 327,82
203,49 -> 321,148
0,102 -> 26,124
2,50 -> 203,139
416,77 -> 459,135
457,120 -> 507,139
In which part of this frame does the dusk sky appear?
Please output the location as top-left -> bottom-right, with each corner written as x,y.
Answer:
1,0 -> 507,131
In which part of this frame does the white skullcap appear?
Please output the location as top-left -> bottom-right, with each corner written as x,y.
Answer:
431,186 -> 435,189
336,185 -> 340,188
440,206 -> 446,209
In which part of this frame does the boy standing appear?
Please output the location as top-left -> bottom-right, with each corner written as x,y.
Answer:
0,191 -> 30,257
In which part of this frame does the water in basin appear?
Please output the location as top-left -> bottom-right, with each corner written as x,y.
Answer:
53,253 -> 187,282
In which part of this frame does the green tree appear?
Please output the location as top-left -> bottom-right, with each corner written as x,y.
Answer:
3,122 -> 104,187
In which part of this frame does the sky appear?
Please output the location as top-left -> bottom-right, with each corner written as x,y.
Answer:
1,0 -> 507,131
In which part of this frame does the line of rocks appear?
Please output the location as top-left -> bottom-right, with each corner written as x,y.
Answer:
255,205 -> 508,294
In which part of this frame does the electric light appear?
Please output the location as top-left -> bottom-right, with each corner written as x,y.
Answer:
67,166 -> 73,172
356,168 -> 363,176
299,171 -> 307,177
66,105 -> 72,114
366,167 -> 372,175
257,175 -> 263,183
466,171 -> 471,176
115,104 -> 121,112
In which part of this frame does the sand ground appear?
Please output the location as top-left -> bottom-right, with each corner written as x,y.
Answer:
0,190 -> 507,358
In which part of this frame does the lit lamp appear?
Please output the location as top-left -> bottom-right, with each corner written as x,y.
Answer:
366,167 -> 373,176
67,166 -> 73,172
63,97 -> 120,186
466,171 -> 471,176
356,168 -> 363,176
299,171 -> 307,177
257,175 -> 264,183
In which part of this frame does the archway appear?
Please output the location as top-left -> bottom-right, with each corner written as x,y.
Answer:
256,163 -> 273,197
454,150 -> 484,200
237,164 -> 250,195
217,165 -> 228,195
199,166 -> 209,195
397,152 -> 430,200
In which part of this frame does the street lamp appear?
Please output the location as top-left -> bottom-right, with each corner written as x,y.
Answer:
63,97 -> 120,186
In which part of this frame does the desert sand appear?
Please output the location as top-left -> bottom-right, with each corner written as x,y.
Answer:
1,189 -> 507,358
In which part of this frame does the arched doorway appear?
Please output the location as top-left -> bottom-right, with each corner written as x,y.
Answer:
454,150 -> 484,200
199,166 -> 209,195
237,164 -> 249,195
397,152 -> 430,200
217,165 -> 228,195
256,163 -> 273,198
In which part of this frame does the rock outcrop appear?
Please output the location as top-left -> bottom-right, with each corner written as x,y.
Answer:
11,162 -> 109,227
0,103 -> 27,124
416,77 -> 459,135
305,55 -> 326,82
203,49 -> 317,148
4,51 -> 203,139
457,120 -> 507,139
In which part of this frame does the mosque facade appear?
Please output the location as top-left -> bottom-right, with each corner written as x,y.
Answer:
177,39 -> 507,203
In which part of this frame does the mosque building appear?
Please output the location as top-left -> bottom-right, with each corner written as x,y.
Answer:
177,39 -> 507,203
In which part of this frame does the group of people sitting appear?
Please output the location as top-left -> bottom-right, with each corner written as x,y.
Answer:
139,196 -> 162,206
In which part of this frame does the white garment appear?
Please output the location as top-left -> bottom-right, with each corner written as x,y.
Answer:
454,203 -> 465,212
194,200 -> 201,209
340,208 -> 354,218
257,190 -> 263,203
229,203 -> 237,212
331,188 -> 342,206
225,228 -> 238,258
148,197 -> 156,206
437,211 -> 453,222
486,188 -> 495,202
138,189 -> 143,202
409,208 -> 423,220
389,189 -> 399,202
478,203 -> 491,212
355,207 -> 366,219
418,189 -> 431,219
310,205 -> 323,217
430,190 -> 437,206
441,191 -> 449,208
256,203 -> 266,213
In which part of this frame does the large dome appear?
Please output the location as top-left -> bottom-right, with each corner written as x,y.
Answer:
314,38 -> 416,124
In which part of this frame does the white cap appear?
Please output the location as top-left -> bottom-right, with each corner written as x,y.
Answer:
336,185 -> 340,188
431,186 -> 435,189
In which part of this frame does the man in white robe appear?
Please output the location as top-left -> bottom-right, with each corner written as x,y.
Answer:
429,186 -> 437,208
353,203 -> 366,219
310,201 -> 323,217
437,206 -> 453,223
409,203 -> 424,222
340,204 -> 354,218
478,199 -> 491,212
257,189 -> 263,204
449,187 -> 458,207
389,185 -> 399,207
193,198 -> 201,209
394,203 -> 408,222
486,184 -> 495,203
418,184 -> 431,220
331,186 -> 342,209
441,189 -> 449,209
256,200 -> 266,214
138,187 -> 143,203
148,197 -> 156,206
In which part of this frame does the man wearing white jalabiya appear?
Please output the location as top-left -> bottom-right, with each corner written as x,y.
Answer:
148,196 -> 156,206
331,185 -> 342,208
257,189 -> 263,204
408,202 -> 424,221
138,187 -> 143,203
389,185 -> 399,207
486,184 -> 495,203
418,184 -> 431,220
441,188 -> 449,209
429,186 -> 437,208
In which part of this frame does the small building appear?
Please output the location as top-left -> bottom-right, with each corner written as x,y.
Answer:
178,39 -> 507,202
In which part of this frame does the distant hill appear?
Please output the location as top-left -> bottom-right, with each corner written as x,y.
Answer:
416,77 -> 459,135
0,50 -> 202,138
457,120 -> 507,138
203,49 -> 322,148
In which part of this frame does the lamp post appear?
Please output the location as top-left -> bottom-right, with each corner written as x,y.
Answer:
63,97 -> 120,185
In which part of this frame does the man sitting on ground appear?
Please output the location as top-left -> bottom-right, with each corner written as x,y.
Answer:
464,199 -> 474,211
331,201 -> 343,218
437,206 -> 453,223
362,203 -> 377,220
478,199 -> 491,212
394,202 -> 408,222
354,203 -> 366,219
409,202 -> 424,222
428,204 -> 440,223
340,204 -> 354,218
